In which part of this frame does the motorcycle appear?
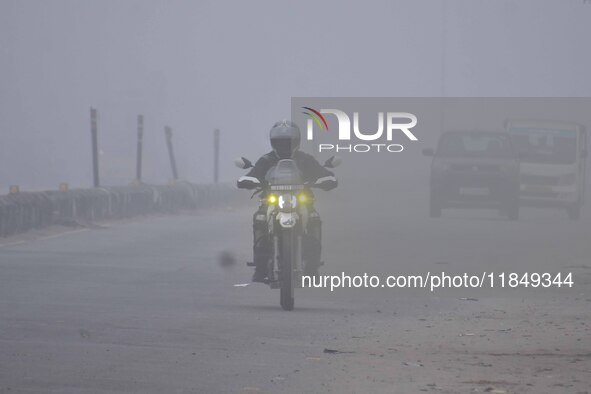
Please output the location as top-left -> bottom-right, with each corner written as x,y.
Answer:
234,156 -> 340,310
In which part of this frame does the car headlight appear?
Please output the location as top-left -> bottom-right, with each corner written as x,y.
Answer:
558,173 -> 577,185
499,162 -> 516,173
431,161 -> 449,172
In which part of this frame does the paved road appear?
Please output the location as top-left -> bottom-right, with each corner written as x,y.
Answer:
1,196 -> 590,393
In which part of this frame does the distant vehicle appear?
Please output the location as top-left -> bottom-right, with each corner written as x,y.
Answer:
506,120 -> 587,220
423,131 -> 520,219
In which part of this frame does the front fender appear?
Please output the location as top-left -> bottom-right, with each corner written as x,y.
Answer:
276,212 -> 299,228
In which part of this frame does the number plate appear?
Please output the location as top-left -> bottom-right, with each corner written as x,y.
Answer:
460,187 -> 489,195
523,185 -> 553,193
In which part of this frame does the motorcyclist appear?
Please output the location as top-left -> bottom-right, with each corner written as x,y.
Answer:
237,120 -> 338,282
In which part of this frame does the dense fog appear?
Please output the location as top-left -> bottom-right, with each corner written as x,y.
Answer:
1,1 -> 591,190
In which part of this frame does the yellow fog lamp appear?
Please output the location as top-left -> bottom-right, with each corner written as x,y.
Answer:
267,193 -> 278,204
297,192 -> 308,204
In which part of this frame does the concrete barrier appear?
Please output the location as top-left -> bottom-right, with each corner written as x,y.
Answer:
0,183 -> 240,237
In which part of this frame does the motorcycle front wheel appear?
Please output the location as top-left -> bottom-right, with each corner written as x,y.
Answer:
279,229 -> 295,311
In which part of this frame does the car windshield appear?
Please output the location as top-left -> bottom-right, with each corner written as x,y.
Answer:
437,133 -> 515,158
508,128 -> 577,165
265,159 -> 303,186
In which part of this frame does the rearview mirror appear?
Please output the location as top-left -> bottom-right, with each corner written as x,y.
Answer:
234,157 -> 253,169
422,148 -> 434,157
324,156 -> 342,168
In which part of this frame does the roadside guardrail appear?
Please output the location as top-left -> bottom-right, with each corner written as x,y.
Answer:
0,182 -> 239,237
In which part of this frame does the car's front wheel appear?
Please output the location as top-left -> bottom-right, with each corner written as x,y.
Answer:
567,203 -> 581,220
429,193 -> 442,218
507,203 -> 519,221
503,185 -> 520,221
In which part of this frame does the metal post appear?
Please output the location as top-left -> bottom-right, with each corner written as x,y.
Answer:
213,128 -> 220,183
90,108 -> 100,187
165,126 -> 178,180
136,115 -> 144,182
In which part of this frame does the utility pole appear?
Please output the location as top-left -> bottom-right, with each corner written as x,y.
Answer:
213,128 -> 220,183
90,108 -> 100,187
136,115 -> 144,183
440,0 -> 447,98
439,1 -> 448,137
165,126 -> 178,181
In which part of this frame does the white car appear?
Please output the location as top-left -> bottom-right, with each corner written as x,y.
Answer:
506,120 -> 588,220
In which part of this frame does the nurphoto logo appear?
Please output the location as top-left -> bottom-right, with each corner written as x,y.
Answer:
302,106 -> 418,153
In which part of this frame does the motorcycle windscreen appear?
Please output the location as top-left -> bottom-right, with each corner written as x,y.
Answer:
265,159 -> 304,186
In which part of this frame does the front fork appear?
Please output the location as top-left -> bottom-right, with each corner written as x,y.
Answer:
269,227 -> 303,288
269,235 -> 279,283
294,234 -> 302,287
265,203 -> 308,287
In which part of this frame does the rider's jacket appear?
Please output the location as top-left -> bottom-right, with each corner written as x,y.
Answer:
237,150 -> 337,191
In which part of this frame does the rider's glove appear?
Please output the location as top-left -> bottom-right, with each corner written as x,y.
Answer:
314,176 -> 338,191
237,175 -> 261,190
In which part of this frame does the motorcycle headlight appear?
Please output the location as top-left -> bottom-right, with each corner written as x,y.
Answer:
278,193 -> 297,210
